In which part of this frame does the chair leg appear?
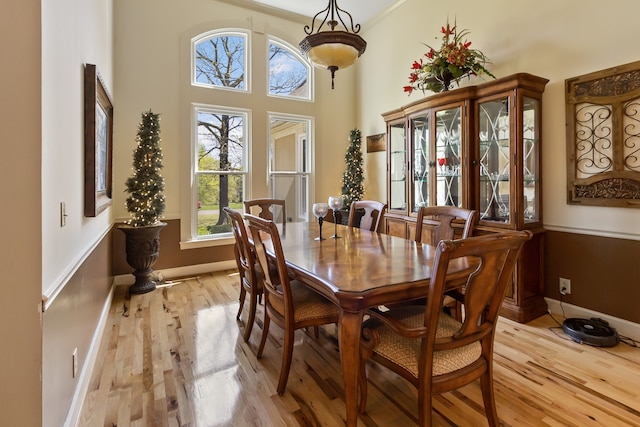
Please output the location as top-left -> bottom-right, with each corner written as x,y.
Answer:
358,359 -> 368,413
276,327 -> 295,395
418,386 -> 433,427
313,325 -> 319,338
450,301 -> 463,322
236,287 -> 246,321
243,291 -> 258,342
257,311 -> 270,359
480,369 -> 499,427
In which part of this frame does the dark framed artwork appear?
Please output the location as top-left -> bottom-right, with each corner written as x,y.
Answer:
84,63 -> 113,217
366,133 -> 386,153
565,59 -> 640,207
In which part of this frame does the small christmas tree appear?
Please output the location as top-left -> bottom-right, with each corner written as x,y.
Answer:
124,110 -> 166,227
341,128 -> 365,207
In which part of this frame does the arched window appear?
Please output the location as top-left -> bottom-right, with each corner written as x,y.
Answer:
193,30 -> 250,92
268,37 -> 311,100
185,29 -> 315,242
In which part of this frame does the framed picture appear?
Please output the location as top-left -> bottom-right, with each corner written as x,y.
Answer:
84,63 -> 113,217
366,133 -> 386,153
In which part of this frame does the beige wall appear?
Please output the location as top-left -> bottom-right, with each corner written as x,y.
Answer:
9,2 -> 640,426
0,1 -> 42,426
112,0 -> 359,237
357,0 -> 640,240
7,0 -> 116,425
355,0 -> 640,324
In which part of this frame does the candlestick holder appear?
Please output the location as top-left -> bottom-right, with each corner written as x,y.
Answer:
312,203 -> 329,240
328,196 -> 344,238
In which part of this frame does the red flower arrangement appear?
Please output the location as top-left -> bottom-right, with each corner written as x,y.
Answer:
403,19 -> 495,95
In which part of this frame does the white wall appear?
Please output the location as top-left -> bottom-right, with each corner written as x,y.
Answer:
357,0 -> 640,240
41,0 -> 114,299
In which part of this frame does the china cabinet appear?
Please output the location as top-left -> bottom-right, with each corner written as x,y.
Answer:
382,73 -> 549,322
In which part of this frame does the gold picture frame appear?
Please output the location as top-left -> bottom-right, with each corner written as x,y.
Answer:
84,63 -> 113,217
366,133 -> 386,153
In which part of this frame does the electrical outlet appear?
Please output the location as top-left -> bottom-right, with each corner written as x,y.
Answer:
72,347 -> 78,378
559,277 -> 571,295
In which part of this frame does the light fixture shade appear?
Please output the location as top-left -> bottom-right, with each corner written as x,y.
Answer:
299,0 -> 367,88
300,31 -> 366,70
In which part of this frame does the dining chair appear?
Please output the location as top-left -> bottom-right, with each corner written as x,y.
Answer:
223,207 -> 265,342
415,205 -> 477,245
415,206 -> 478,320
245,214 -> 341,395
358,231 -> 530,426
244,198 -> 286,228
348,200 -> 387,233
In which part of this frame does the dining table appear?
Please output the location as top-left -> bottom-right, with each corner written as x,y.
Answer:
266,221 -> 476,426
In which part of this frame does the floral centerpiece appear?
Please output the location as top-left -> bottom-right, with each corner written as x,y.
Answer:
404,19 -> 495,95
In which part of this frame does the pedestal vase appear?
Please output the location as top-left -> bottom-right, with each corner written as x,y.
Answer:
119,222 -> 167,294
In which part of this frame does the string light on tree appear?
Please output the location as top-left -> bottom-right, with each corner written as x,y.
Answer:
340,128 -> 365,208
124,110 -> 166,227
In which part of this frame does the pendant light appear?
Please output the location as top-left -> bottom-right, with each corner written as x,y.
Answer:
299,0 -> 367,89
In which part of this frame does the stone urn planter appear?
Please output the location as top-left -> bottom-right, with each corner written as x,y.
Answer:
119,222 -> 166,294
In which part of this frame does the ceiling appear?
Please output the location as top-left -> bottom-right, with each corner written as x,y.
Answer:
250,0 -> 399,25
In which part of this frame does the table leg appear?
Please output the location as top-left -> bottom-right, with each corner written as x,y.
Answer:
339,310 -> 364,427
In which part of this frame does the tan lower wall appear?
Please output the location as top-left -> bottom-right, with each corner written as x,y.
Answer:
42,231 -> 113,427
112,219 -> 235,276
544,231 -> 640,324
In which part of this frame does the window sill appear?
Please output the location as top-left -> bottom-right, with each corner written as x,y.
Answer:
180,236 -> 234,250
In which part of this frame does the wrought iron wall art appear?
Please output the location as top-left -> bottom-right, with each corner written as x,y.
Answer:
566,60 -> 640,207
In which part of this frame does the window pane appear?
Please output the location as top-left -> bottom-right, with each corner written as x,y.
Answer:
194,107 -> 247,237
269,116 -> 310,221
268,41 -> 309,99
194,33 -> 246,90
196,174 -> 244,236
197,111 -> 244,172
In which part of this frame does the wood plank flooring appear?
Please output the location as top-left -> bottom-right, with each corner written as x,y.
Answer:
78,270 -> 640,426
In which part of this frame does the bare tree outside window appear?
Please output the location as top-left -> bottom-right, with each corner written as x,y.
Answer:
195,33 -> 246,90
269,41 -> 309,98
196,111 -> 245,234
191,33 -> 311,237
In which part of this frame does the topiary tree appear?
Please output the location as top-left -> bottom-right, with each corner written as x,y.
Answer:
124,110 -> 166,227
340,128 -> 365,207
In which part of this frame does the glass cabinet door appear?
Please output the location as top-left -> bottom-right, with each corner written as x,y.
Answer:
434,107 -> 463,207
523,96 -> 541,223
478,98 -> 511,223
388,121 -> 406,212
411,114 -> 429,212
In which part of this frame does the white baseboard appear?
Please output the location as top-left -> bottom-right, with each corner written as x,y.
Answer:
545,297 -> 640,341
113,260 -> 237,286
64,285 -> 116,427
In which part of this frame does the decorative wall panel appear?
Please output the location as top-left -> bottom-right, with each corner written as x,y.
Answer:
566,60 -> 640,207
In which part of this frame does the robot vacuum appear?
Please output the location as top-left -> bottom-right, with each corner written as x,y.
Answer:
562,317 -> 620,347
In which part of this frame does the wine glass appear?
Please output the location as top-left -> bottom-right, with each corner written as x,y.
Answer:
328,196 -> 344,238
437,157 -> 446,174
312,203 -> 329,240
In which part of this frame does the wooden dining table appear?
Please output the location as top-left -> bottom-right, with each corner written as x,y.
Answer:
267,221 -> 476,426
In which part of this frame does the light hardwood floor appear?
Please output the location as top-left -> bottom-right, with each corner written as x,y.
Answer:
78,271 -> 640,426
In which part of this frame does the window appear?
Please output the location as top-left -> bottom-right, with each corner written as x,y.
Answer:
194,105 -> 248,237
193,30 -> 249,92
184,29 -> 315,244
268,114 -> 312,222
268,38 -> 310,99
